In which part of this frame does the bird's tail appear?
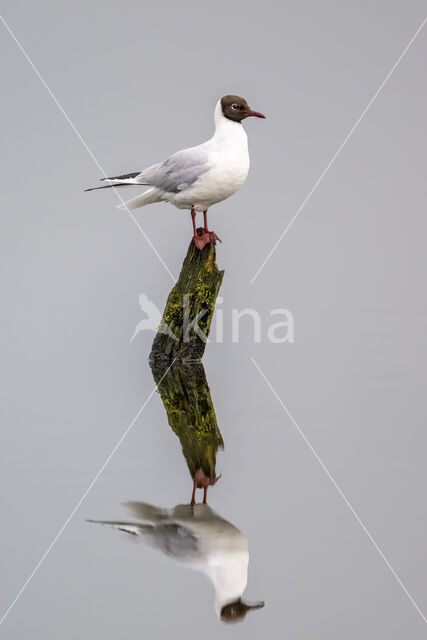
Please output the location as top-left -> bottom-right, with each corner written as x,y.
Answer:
116,188 -> 162,210
86,519 -> 151,536
85,171 -> 162,210
122,501 -> 168,522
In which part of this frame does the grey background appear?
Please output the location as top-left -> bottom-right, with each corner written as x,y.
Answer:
1,0 -> 427,637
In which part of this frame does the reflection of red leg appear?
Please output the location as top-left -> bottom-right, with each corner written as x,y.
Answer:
191,468 -> 220,505
191,475 -> 197,506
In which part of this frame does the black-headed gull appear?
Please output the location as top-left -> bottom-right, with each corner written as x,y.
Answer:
88,501 -> 265,622
86,95 -> 265,250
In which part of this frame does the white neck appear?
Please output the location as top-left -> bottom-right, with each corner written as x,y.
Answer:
212,100 -> 247,144
211,556 -> 249,615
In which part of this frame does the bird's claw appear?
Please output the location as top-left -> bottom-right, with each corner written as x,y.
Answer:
205,230 -> 222,244
194,231 -> 221,250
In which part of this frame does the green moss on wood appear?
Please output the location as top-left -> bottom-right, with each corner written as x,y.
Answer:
149,229 -> 224,362
150,361 -> 223,482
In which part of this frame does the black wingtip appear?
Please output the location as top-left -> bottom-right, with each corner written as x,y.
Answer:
84,184 -> 117,192
103,171 -> 140,181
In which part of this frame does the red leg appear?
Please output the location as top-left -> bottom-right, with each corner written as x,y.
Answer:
203,485 -> 208,504
202,210 -> 221,244
192,208 -> 212,250
191,208 -> 197,237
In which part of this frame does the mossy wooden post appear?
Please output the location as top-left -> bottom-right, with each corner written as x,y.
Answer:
150,361 -> 223,502
149,229 -> 224,363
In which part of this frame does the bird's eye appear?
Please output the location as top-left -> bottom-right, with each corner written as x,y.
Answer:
231,103 -> 239,110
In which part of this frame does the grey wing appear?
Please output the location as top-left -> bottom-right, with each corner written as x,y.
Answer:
136,146 -> 210,193
87,519 -> 200,559
143,523 -> 200,559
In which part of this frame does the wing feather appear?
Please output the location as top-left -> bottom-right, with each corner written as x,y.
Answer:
135,147 -> 210,193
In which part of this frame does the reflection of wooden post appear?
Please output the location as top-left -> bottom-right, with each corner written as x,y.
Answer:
149,230 -> 224,363
150,361 -> 223,501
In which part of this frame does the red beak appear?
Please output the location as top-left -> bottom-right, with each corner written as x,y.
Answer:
247,110 -> 266,119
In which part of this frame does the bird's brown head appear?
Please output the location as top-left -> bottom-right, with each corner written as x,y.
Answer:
220,95 -> 266,122
220,599 -> 265,623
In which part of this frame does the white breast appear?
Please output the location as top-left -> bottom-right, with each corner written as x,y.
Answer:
170,102 -> 250,212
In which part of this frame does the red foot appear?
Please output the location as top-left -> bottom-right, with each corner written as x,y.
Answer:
190,468 -> 221,505
203,230 -> 222,243
194,231 -> 222,250
194,234 -> 211,250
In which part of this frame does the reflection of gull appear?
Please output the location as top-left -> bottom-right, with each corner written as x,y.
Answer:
88,501 -> 264,623
130,294 -> 161,342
